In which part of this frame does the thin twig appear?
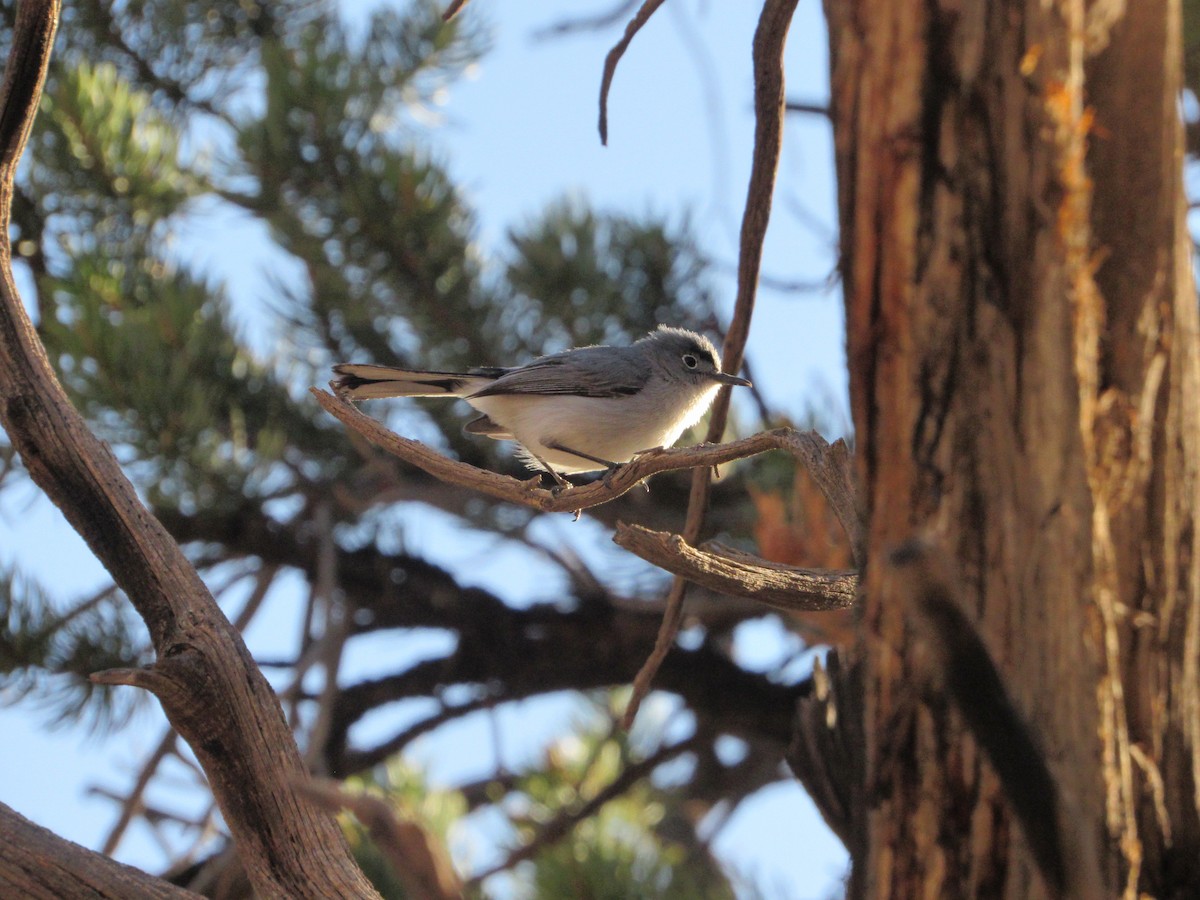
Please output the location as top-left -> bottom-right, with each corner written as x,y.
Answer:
282,578 -> 322,730
231,565 -> 279,632
441,0 -> 471,22
598,0 -> 670,145
717,261 -> 834,296
87,788 -> 206,832
622,0 -> 801,729
465,735 -> 700,887
613,523 -> 857,612
535,1 -> 640,39
784,100 -> 831,119
49,583 -> 118,631
537,0 -> 643,38
100,730 -> 178,856
303,500 -> 348,776
343,695 -> 503,772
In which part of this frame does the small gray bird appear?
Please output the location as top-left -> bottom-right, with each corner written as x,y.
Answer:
330,326 -> 751,486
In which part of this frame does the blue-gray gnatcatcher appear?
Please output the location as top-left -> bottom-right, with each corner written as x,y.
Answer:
331,326 -> 751,486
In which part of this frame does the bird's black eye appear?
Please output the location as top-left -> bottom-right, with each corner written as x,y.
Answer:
682,354 -> 698,369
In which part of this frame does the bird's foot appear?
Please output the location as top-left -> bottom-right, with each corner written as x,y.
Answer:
599,461 -> 624,489
599,463 -> 649,493
624,446 -> 663,492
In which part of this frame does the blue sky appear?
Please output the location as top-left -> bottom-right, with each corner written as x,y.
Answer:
1,2 -> 850,895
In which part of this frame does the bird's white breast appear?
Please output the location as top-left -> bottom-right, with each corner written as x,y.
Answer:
467,382 -> 720,474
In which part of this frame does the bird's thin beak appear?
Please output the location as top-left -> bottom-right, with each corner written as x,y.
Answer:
709,371 -> 752,388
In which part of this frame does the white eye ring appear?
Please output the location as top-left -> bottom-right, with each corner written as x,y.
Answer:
682,354 -> 698,369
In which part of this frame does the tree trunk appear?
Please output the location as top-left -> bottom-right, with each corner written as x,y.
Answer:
825,0 -> 1200,895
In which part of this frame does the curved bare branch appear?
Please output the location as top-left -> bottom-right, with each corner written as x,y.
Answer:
598,0 -> 670,144
623,0 -> 803,729
0,801 -> 199,899
613,523 -> 857,612
0,5 -> 377,895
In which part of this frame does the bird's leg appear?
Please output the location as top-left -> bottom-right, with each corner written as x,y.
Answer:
525,450 -> 583,518
544,440 -> 620,471
543,439 -> 636,492
526,450 -> 571,492
623,446 -> 667,492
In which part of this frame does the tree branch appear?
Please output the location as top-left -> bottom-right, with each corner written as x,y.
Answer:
342,695 -> 503,770
441,0 -> 471,22
786,650 -> 863,854
613,524 -> 856,612
0,0 -> 55,179
598,0 -> 669,145
0,800 -> 199,899
0,5 -> 377,896
465,735 -> 701,886
156,496 -> 803,778
296,779 -> 462,900
318,376 -> 858,736
621,0 -> 801,729
330,631 -> 802,775
536,0 -> 641,39
100,730 -> 177,856
316,388 -> 840,517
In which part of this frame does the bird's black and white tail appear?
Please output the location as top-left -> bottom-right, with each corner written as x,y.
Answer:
330,364 -> 495,400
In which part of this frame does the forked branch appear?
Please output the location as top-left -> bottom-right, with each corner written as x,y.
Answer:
614,523 -> 857,612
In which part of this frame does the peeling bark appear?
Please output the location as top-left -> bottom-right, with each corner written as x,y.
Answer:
825,0 -> 1200,895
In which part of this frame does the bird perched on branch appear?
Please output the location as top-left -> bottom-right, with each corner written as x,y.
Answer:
331,326 -> 751,487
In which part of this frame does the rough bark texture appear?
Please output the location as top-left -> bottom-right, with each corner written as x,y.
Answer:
614,523 -> 857,611
825,0 -> 1200,896
0,4 -> 379,896
1086,3 -> 1200,892
0,803 -> 200,900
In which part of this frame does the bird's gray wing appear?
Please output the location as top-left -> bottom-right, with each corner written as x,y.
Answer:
466,346 -> 648,399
